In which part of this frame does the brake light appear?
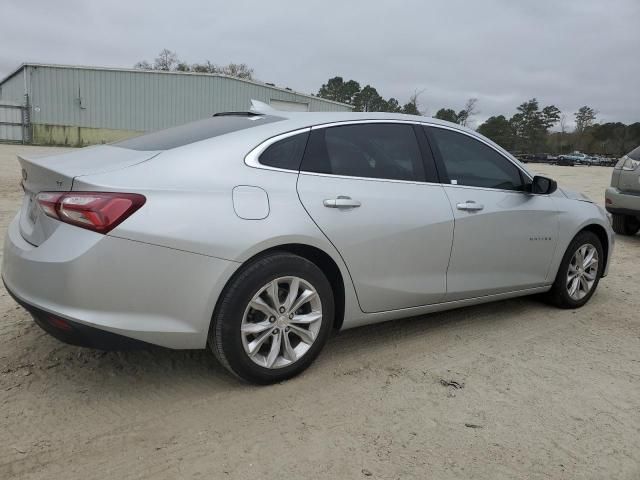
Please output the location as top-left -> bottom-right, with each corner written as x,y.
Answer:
36,192 -> 146,234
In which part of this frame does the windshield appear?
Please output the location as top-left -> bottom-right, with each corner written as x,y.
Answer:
114,114 -> 283,151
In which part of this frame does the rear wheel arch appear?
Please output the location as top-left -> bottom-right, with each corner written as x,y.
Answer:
216,243 -> 346,332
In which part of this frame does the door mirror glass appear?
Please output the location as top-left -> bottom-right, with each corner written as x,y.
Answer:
531,175 -> 557,194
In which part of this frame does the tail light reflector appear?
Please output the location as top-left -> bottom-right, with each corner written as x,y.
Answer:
36,192 -> 146,234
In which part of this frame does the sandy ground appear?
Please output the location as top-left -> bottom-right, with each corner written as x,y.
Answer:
0,144 -> 638,480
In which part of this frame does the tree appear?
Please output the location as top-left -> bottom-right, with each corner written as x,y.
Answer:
575,106 -> 597,134
217,63 -> 254,80
317,77 -> 361,105
353,85 -> 388,112
154,49 -> 179,71
133,60 -> 152,70
434,108 -> 459,123
134,50 -> 255,80
385,98 -> 402,113
509,98 -> 557,152
457,98 -> 478,127
401,90 -> 424,115
541,105 -> 561,130
477,115 -> 514,150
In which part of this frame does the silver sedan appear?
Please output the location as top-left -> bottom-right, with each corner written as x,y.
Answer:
2,102 -> 614,383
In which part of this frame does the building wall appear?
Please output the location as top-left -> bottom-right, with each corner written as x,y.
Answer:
24,65 -> 349,132
0,69 -> 26,104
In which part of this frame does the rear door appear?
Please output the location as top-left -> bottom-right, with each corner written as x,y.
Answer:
296,122 -> 454,313
425,126 -> 559,301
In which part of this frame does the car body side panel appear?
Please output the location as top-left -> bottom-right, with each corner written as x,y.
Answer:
442,186 -> 559,301
547,197 -> 614,279
2,216 -> 238,348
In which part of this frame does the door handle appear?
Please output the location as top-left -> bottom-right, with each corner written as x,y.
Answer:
456,200 -> 484,211
323,195 -> 361,209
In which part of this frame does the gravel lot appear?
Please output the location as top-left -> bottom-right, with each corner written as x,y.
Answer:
1,144 -> 639,479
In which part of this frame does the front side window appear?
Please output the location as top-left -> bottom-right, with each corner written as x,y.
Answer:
259,132 -> 309,170
301,123 -> 425,182
428,127 -> 525,191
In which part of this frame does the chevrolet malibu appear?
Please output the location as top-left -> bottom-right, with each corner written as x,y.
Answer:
2,102 -> 613,384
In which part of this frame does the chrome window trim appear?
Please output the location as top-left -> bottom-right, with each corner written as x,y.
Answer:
298,170 -> 442,187
244,119 -> 532,186
309,119 -> 533,183
244,127 -> 311,173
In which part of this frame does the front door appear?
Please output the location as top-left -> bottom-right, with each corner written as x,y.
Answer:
425,126 -> 559,301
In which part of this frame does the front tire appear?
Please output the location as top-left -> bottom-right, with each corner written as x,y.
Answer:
611,214 -> 640,236
209,252 -> 334,384
546,231 -> 604,309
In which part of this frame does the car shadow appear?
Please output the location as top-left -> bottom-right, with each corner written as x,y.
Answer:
4,295 -> 554,395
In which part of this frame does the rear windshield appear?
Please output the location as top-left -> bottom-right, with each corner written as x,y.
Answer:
114,114 -> 283,151
627,145 -> 640,161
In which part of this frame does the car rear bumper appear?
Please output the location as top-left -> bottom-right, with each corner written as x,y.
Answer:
605,187 -> 640,216
2,215 -> 239,349
4,282 -> 151,350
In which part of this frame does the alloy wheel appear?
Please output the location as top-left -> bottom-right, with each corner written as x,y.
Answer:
241,276 -> 322,369
566,243 -> 599,301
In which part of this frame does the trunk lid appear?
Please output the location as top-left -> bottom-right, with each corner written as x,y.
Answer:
18,145 -> 159,245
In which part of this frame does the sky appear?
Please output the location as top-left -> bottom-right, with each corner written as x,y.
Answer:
1,0 -> 638,127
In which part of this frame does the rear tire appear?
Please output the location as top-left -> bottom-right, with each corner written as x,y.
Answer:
611,214 -> 640,236
209,252 -> 334,384
546,231 -> 604,309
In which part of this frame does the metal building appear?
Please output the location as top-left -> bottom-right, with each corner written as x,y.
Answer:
0,63 -> 352,146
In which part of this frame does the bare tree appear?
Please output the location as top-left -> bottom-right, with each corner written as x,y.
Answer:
153,49 -> 179,71
457,98 -> 479,127
558,113 -> 568,153
133,60 -> 152,70
217,63 -> 254,80
402,89 -> 426,115
559,113 -> 567,134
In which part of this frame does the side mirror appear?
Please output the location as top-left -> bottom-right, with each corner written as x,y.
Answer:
530,175 -> 557,195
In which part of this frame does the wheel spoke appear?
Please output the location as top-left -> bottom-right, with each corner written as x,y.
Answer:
283,277 -> 300,312
290,289 -> 317,314
579,276 -> 589,295
282,332 -> 297,362
241,320 -> 273,334
290,312 -> 322,325
289,324 -> 315,345
568,277 -> 580,297
584,257 -> 598,269
250,297 -> 277,318
266,280 -> 281,311
265,331 -> 282,368
583,248 -> 596,269
583,269 -> 597,281
247,328 -> 274,356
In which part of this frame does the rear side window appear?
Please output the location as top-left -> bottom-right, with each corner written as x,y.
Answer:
428,127 -> 524,191
259,132 -> 309,170
301,123 -> 425,181
115,114 -> 283,151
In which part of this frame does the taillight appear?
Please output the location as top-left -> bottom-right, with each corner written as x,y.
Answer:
36,192 -> 146,234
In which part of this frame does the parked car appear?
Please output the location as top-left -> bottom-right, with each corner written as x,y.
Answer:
559,152 -> 591,165
605,146 -> 640,235
2,103 -> 614,383
556,156 -> 575,166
